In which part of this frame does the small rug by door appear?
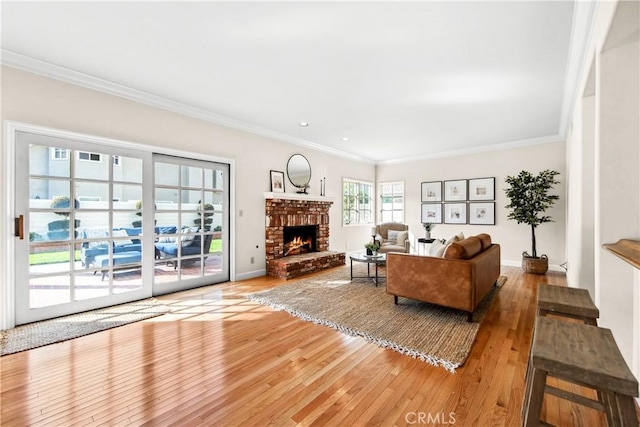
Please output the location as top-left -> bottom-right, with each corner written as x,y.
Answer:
0,298 -> 168,356
246,267 -> 506,372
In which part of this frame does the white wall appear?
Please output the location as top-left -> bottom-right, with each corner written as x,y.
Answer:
565,0 -> 640,387
376,141 -> 567,268
0,66 -> 376,282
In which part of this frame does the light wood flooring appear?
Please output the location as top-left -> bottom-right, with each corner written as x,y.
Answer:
0,266 -> 624,426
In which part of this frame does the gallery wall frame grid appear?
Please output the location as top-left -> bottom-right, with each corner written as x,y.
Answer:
421,181 -> 442,202
468,177 -> 495,201
443,179 -> 467,201
469,202 -> 495,225
421,203 -> 442,224
420,177 -> 496,225
443,202 -> 467,224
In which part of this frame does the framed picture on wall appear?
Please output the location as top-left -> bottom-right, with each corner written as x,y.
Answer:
270,170 -> 285,193
421,203 -> 442,224
444,203 -> 467,224
468,177 -> 495,201
421,181 -> 442,202
469,202 -> 495,225
444,179 -> 467,201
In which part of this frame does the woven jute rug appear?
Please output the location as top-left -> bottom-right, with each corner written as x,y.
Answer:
247,265 -> 506,372
0,298 -> 169,356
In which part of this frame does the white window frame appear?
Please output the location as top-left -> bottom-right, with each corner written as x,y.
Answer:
379,181 -> 405,223
342,178 -> 374,226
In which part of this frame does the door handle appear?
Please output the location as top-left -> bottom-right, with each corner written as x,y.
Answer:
15,215 -> 24,240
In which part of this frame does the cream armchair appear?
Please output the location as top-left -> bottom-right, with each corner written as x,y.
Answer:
374,222 -> 410,254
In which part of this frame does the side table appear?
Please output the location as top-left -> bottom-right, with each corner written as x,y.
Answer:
417,238 -> 436,256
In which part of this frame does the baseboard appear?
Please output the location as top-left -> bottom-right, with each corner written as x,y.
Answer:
501,259 -> 566,273
235,269 -> 267,281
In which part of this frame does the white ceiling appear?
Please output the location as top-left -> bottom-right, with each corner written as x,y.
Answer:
1,1 -> 583,163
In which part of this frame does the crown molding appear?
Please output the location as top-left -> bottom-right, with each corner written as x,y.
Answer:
1,49 -> 373,164
379,134 -> 565,165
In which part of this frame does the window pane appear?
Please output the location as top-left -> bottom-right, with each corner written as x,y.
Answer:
113,184 -> 142,207
155,162 -> 179,186
76,151 -> 109,181
76,181 -> 109,205
30,275 -> 70,308
182,165 -> 203,188
181,190 -> 201,210
114,156 -> 143,183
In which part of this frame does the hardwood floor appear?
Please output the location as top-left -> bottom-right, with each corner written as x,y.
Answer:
0,266 -> 615,426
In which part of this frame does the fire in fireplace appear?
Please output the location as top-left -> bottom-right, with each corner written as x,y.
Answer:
284,225 -> 317,256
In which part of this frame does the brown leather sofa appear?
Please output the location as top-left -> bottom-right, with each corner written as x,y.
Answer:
386,233 -> 500,322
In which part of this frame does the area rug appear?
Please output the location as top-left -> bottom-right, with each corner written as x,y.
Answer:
246,267 -> 506,372
0,298 -> 169,356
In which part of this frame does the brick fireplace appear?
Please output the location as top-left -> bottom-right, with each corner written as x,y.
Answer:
265,193 -> 345,279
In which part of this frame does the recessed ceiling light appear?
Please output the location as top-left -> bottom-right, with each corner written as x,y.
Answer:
298,122 -> 309,127
341,137 -> 350,141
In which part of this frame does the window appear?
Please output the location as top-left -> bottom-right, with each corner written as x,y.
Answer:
78,151 -> 101,162
343,178 -> 373,225
51,147 -> 68,160
380,181 -> 404,223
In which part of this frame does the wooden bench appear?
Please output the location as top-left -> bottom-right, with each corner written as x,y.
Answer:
537,283 -> 599,325
523,316 -> 638,426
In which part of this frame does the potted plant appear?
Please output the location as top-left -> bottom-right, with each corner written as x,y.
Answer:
422,222 -> 435,240
504,169 -> 560,274
364,241 -> 380,256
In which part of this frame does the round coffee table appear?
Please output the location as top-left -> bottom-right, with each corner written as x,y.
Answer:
349,253 -> 386,286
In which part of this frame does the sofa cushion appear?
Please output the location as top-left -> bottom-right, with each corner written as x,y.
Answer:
444,232 -> 464,247
83,227 -> 109,248
157,226 -> 177,235
387,230 -> 399,243
476,233 -> 492,250
444,236 -> 482,260
396,230 -> 409,245
428,239 -> 447,257
113,229 -> 133,246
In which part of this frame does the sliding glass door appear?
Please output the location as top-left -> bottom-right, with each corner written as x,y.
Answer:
12,125 -> 231,325
14,130 -> 153,325
152,154 -> 229,294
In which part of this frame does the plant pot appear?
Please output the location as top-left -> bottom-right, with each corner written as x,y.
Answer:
522,254 -> 548,275
366,248 -> 373,256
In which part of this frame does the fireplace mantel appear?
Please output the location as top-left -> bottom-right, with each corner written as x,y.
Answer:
264,192 -> 335,203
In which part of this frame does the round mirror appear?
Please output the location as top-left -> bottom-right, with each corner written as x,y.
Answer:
287,154 -> 311,193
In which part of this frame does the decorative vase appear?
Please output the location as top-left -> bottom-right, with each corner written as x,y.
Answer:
425,231 -> 431,240
522,254 -> 548,275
